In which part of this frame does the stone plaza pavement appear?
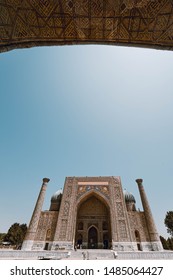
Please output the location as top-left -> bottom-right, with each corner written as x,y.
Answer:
0,249 -> 173,260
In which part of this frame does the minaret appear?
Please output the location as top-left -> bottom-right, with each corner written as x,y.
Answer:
21,178 -> 50,250
136,179 -> 162,251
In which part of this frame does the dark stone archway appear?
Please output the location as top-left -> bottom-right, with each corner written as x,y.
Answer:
1,1 -> 173,53
88,226 -> 98,249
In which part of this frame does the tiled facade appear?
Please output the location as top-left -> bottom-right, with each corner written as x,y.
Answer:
22,176 -> 163,252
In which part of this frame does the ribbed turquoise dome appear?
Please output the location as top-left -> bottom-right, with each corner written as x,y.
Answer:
50,189 -> 62,211
123,189 -> 136,203
51,189 -> 62,202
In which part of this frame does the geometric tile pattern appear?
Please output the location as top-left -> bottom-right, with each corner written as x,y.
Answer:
77,185 -> 110,200
1,0 -> 173,53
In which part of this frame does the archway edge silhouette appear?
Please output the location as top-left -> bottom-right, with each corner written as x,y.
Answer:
1,0 -> 173,53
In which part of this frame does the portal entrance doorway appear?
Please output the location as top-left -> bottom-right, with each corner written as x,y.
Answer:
75,193 -> 112,249
88,226 -> 98,249
44,242 -> 49,250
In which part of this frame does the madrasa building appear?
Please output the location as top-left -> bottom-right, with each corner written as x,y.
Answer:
22,176 -> 163,252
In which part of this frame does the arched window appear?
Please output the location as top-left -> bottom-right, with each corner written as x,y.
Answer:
46,229 -> 51,240
135,230 -> 140,241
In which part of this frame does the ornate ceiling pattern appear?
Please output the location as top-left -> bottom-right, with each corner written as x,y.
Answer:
0,0 -> 173,53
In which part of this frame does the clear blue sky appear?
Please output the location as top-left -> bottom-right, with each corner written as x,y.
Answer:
0,45 -> 173,238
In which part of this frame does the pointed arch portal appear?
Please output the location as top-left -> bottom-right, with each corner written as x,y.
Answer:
75,193 -> 112,249
1,1 -> 173,53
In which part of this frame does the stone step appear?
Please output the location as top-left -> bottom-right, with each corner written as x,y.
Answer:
67,249 -> 115,260
0,249 -> 173,260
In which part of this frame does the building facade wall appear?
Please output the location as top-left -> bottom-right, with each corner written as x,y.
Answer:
32,211 -> 59,250
23,176 -> 163,252
128,212 -> 150,242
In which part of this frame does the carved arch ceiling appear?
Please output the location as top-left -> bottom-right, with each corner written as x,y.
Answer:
77,189 -> 110,210
1,0 -> 173,53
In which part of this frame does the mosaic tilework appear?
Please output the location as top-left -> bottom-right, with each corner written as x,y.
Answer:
1,0 -> 173,52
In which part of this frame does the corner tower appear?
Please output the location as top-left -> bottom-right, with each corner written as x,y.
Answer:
22,178 -> 50,250
136,179 -> 162,251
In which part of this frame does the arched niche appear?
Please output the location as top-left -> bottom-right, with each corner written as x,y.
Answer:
75,192 -> 112,249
